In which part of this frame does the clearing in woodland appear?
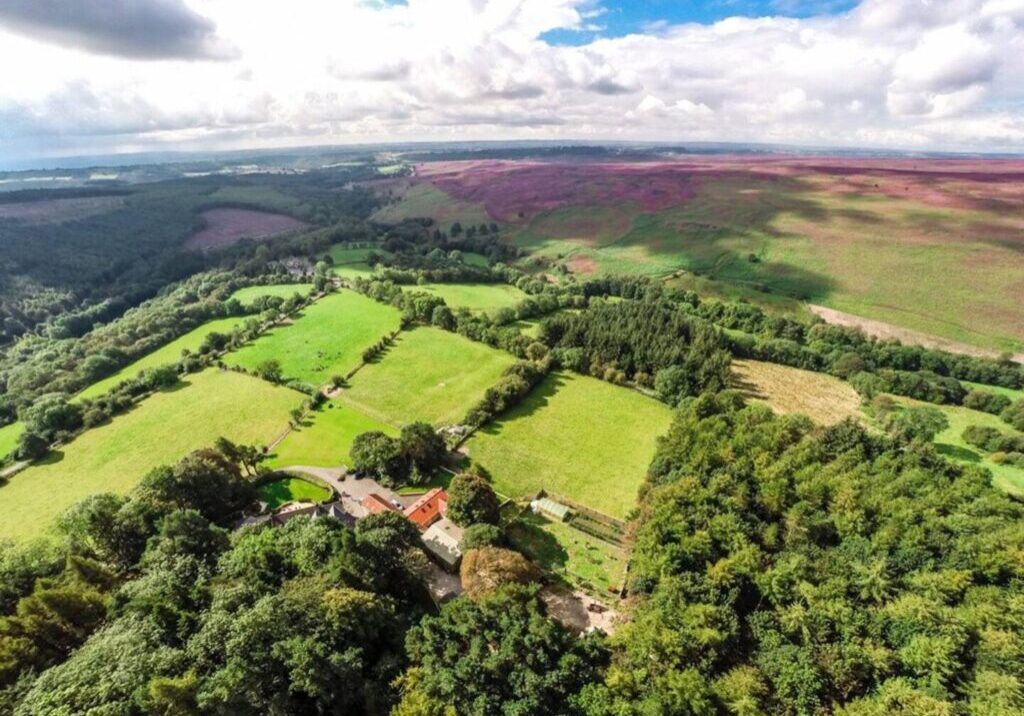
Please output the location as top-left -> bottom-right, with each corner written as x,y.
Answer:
338,326 -> 515,427
465,371 -> 673,519
225,290 -> 401,386
889,396 -> 1024,497
185,208 -> 306,250
411,283 -> 528,315
0,369 -> 302,542
731,358 -> 862,425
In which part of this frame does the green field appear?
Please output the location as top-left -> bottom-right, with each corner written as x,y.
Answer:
507,510 -> 627,599
372,182 -> 490,227
76,317 -> 244,400
206,185 -> 305,214
327,245 -> 390,264
258,476 -> 332,509
230,283 -> 312,306
961,381 -> 1024,401
0,422 -> 24,460
225,290 -> 401,385
465,372 -> 673,518
0,369 -> 301,542
890,396 -> 1024,496
503,174 -> 1024,353
268,400 -> 398,468
412,283 -> 527,315
338,327 -> 516,426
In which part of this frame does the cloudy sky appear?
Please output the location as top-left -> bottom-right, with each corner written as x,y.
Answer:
1,0 -> 1023,165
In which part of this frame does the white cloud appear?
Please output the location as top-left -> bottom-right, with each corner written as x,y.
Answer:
0,0 -> 1023,163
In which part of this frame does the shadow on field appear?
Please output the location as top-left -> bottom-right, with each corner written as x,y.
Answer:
936,444 -> 983,463
507,512 -> 569,572
474,373 -> 567,437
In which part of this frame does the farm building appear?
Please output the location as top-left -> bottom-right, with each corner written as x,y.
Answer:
362,493 -> 400,514
531,497 -> 572,522
422,517 -> 464,570
403,487 -> 448,529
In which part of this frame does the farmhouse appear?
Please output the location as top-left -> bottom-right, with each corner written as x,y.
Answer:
403,487 -> 447,529
401,488 -> 464,569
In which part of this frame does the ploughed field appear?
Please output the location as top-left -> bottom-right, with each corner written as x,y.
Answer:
394,157 -> 1024,354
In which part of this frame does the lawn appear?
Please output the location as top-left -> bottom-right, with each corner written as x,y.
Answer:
732,358 -> 863,425
338,327 -> 516,426
0,422 -> 24,460
890,396 -> 1024,497
77,317 -> 244,400
225,290 -> 401,385
257,476 -> 332,510
465,372 -> 674,518
506,509 -> 628,600
0,369 -> 302,542
961,381 -> 1024,402
268,400 -> 398,468
412,283 -> 527,315
229,284 -> 312,306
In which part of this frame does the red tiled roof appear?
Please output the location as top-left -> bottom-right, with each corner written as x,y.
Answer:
403,488 -> 448,530
362,493 -> 399,514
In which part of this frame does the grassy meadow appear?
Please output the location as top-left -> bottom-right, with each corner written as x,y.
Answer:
491,172 -> 1024,353
372,182 -> 490,227
338,327 -> 515,426
411,283 -> 527,315
268,400 -> 398,468
225,290 -> 401,385
465,372 -> 673,518
229,283 -> 312,305
0,370 -> 301,542
257,476 -> 332,509
76,317 -> 244,400
0,422 -> 24,461
890,396 -> 1024,496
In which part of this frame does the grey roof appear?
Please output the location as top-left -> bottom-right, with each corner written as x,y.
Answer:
422,517 -> 463,568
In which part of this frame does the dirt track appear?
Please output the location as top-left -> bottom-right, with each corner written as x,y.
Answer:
809,305 -> 1024,364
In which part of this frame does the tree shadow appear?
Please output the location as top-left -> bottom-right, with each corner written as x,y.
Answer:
936,443 -> 983,463
36,449 -> 65,466
475,372 -> 567,438
507,511 -> 569,572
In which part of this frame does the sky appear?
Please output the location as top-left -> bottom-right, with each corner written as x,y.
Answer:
1,0 -> 1023,165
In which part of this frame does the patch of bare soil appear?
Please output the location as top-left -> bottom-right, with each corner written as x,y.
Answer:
809,305 -> 1024,363
185,208 -> 306,251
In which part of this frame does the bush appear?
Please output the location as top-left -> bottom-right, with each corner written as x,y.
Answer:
460,524 -> 504,551
1001,398 -> 1024,431
963,389 -> 1012,415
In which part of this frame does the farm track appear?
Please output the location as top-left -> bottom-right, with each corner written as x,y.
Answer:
810,305 -> 1024,363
